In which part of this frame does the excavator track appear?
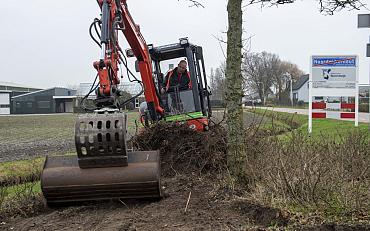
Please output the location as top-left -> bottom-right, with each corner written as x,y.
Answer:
41,111 -> 161,204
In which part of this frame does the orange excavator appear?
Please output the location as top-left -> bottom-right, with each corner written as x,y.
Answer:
41,0 -> 211,205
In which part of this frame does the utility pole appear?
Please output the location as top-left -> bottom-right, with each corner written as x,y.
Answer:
284,72 -> 293,107
288,74 -> 293,107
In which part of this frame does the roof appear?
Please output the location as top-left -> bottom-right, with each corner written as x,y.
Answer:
292,74 -> 309,91
75,82 -> 142,97
75,83 -> 97,97
119,83 -> 143,95
12,87 -> 74,99
0,81 -> 40,89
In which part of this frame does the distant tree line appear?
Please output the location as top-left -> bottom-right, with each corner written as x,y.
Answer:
209,51 -> 305,105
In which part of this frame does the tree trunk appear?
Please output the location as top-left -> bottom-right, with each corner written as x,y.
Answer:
225,0 -> 246,183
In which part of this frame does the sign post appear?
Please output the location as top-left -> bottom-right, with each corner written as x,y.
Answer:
309,55 -> 359,133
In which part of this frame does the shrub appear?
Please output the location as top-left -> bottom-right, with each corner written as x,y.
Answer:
245,130 -> 370,216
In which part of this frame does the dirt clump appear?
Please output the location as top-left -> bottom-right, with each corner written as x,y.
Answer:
234,199 -> 290,227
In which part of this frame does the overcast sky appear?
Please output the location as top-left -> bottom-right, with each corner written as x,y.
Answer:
0,0 -> 369,89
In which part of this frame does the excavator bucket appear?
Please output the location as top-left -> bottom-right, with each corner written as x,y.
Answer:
41,112 -> 161,204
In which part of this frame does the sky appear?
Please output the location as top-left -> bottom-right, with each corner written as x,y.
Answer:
0,0 -> 369,89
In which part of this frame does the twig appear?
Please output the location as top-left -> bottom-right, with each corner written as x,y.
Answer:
184,191 -> 192,213
119,199 -> 139,216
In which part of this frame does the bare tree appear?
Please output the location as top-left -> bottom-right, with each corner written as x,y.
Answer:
242,52 -> 275,104
243,51 -> 307,105
278,61 -> 305,103
225,0 -> 246,183
210,67 -> 225,101
271,59 -> 305,103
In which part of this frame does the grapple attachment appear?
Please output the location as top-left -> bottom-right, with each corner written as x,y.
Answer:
41,112 -> 161,204
74,112 -> 129,168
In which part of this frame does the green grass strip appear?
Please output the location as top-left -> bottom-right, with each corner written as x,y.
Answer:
248,108 -> 370,140
1,181 -> 41,199
0,158 -> 45,183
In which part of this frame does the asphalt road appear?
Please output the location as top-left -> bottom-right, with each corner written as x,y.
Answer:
247,106 -> 370,123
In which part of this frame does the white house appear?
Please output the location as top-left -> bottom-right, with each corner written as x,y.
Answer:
292,74 -> 309,103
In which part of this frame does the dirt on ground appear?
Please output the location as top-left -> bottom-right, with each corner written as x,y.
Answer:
1,174 -> 292,231
0,139 -> 74,163
2,176 -> 369,231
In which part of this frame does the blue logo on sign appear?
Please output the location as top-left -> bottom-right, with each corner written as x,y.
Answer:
312,57 -> 356,67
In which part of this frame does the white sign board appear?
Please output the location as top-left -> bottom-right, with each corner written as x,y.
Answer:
309,55 -> 359,133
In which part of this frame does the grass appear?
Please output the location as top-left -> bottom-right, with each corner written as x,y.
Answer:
264,104 -> 309,109
0,111 -> 141,145
0,158 -> 43,216
0,114 -> 76,145
125,110 -> 143,136
0,181 -> 43,219
2,182 -> 41,199
0,157 -> 44,183
247,108 -> 370,140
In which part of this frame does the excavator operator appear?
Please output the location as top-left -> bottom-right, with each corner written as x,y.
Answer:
161,60 -> 192,94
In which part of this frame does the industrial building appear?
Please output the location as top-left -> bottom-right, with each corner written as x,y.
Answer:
0,81 -> 41,114
12,87 -> 76,114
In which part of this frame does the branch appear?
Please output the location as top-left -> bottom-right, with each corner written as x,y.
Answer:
181,0 -> 205,8
242,0 -> 368,14
212,34 -> 227,59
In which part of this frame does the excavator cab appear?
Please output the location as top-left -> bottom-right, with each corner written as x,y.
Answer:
142,38 -> 212,131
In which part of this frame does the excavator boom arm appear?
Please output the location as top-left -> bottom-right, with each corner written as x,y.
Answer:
96,0 -> 163,118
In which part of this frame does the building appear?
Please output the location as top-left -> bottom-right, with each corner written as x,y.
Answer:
119,83 -> 145,109
0,81 -> 41,115
292,74 -> 309,103
12,87 -> 76,114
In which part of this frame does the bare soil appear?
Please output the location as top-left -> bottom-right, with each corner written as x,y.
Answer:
2,175 -> 368,231
0,139 -> 74,163
1,174 -> 291,231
